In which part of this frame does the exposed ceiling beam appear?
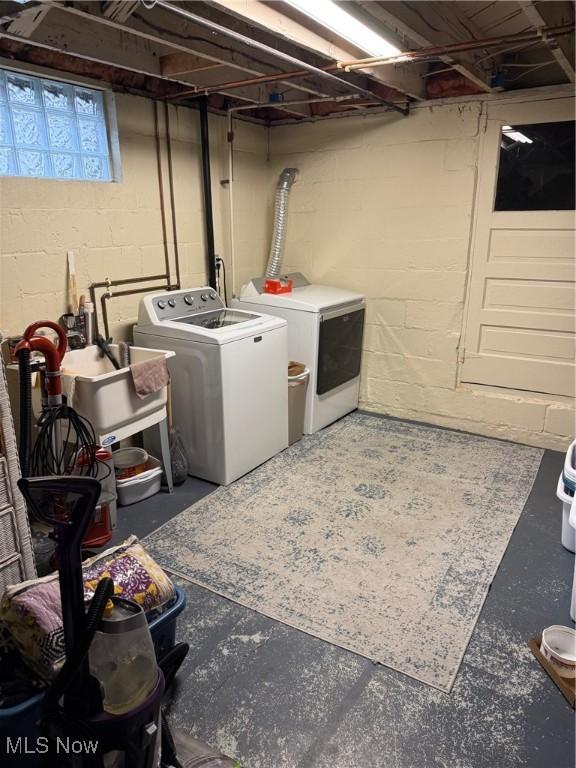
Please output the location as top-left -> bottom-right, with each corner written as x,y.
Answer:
160,52 -> 224,77
56,2 -> 332,100
357,0 -> 494,92
103,1 -> 140,24
0,7 -> 280,105
4,2 -> 50,38
209,0 -> 425,99
517,0 -> 575,82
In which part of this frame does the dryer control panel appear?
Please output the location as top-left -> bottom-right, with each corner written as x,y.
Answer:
145,288 -> 224,322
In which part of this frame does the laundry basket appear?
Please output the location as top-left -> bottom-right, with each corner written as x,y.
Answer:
288,361 -> 309,446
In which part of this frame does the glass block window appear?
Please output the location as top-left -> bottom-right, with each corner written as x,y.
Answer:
0,69 -> 114,181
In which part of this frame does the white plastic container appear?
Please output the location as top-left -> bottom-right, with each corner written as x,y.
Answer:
563,439 -> 576,491
116,456 -> 162,506
570,500 -> 576,622
556,473 -> 576,553
540,625 -> 576,678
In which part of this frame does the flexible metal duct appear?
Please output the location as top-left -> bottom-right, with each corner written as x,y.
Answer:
265,168 -> 298,279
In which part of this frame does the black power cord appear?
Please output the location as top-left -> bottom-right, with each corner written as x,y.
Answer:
215,256 -> 228,306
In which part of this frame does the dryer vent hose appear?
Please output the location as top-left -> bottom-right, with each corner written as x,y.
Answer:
264,168 -> 298,280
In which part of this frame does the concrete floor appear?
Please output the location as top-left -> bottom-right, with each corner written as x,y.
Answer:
120,435 -> 575,768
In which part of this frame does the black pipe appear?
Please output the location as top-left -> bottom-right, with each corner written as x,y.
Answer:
164,102 -> 182,290
16,348 -> 32,477
199,96 -> 217,290
154,100 -> 172,284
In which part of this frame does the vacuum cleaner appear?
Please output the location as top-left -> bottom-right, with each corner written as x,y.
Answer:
12,323 -> 240,766
17,475 -> 239,768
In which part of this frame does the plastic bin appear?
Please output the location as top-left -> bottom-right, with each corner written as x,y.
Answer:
563,439 -> 576,493
288,362 -> 309,446
116,456 -> 162,506
557,473 -> 576,553
570,502 -> 576,622
0,586 -> 186,747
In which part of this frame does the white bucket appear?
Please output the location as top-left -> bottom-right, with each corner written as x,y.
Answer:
556,473 -> 576,553
540,625 -> 576,678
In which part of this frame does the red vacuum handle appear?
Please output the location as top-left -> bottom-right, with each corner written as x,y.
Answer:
23,321 -> 67,362
14,321 -> 68,403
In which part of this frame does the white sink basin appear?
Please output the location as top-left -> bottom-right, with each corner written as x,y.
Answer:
61,345 -> 175,445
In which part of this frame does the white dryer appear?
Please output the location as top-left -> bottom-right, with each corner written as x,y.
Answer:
233,273 -> 365,434
134,287 -> 288,485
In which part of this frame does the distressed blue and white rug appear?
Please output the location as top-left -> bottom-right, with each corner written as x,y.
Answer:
145,413 -> 543,691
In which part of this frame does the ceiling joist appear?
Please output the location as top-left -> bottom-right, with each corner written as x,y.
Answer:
159,52 -> 224,77
102,1 -> 140,25
517,0 -> 575,82
208,0 -> 426,99
55,3 -> 334,101
357,0 -> 494,92
0,8 -> 278,106
0,0 -> 572,123
4,2 -> 51,38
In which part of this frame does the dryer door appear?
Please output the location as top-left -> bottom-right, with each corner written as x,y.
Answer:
317,305 -> 365,395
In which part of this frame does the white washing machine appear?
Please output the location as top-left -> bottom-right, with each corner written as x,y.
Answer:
134,287 -> 288,485
233,273 -> 365,434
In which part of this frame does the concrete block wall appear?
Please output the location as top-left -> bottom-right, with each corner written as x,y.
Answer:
213,117 -> 273,295
0,92 -> 269,340
261,101 -> 574,451
0,81 -> 572,451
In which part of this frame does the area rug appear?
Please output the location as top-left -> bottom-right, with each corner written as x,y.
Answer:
145,413 -> 543,691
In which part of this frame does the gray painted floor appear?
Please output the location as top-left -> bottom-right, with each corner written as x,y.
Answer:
122,433 -> 575,768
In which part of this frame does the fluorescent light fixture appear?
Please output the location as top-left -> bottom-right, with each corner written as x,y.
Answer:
286,0 -> 401,57
502,125 -> 533,144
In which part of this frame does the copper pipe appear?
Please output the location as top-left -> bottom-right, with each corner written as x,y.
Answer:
168,65 -> 341,99
100,284 -> 170,340
168,22 -> 573,100
150,0 -> 408,114
229,94 -> 362,113
89,274 -> 170,339
338,23 -> 575,71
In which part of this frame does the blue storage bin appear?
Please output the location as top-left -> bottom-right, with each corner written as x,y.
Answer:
0,586 -> 186,751
149,585 -> 187,659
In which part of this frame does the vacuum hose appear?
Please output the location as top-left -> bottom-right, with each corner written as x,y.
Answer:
264,168 -> 298,279
16,348 -> 32,477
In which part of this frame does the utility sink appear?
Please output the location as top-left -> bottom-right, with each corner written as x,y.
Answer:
61,345 -> 175,445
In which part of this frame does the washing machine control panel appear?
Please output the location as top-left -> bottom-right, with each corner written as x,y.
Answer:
151,288 -> 223,320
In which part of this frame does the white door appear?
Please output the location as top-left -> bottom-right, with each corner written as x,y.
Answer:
462,97 -> 575,397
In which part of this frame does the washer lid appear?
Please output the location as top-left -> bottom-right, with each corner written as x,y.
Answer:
239,284 -> 365,312
173,308 -> 261,329
135,311 -> 286,344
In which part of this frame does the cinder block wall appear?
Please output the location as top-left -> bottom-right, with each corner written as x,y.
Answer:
262,99 -> 574,450
0,92 -> 269,340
